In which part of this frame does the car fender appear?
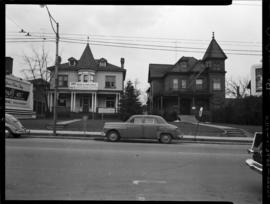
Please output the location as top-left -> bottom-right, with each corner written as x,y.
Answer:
5,123 -> 16,133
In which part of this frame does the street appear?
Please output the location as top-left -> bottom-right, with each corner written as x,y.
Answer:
5,137 -> 262,203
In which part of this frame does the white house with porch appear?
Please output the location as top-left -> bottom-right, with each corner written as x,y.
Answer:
47,43 -> 126,116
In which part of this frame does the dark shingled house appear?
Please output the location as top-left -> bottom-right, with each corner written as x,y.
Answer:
147,33 -> 227,120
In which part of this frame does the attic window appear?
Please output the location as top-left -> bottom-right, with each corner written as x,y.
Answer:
99,61 -> 106,67
181,62 -> 187,69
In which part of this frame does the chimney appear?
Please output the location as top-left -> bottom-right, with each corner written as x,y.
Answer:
120,58 -> 125,68
6,57 -> 13,75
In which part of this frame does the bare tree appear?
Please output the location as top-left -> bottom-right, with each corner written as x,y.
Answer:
226,76 -> 250,98
20,45 -> 52,113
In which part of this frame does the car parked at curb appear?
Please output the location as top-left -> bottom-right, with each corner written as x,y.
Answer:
245,132 -> 262,174
102,115 -> 184,144
5,113 -> 29,138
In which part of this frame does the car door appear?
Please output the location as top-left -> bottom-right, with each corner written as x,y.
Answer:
143,117 -> 158,139
126,117 -> 144,139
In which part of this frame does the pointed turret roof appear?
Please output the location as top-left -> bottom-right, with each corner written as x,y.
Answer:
202,33 -> 227,61
77,43 -> 97,68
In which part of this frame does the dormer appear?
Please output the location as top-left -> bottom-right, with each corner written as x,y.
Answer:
68,57 -> 78,67
99,58 -> 107,67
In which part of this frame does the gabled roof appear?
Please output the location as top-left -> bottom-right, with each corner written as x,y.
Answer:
202,36 -> 227,61
169,56 -> 198,72
148,64 -> 173,82
77,43 -> 97,69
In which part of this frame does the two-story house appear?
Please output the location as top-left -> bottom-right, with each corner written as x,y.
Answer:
148,34 -> 227,120
47,43 -> 126,117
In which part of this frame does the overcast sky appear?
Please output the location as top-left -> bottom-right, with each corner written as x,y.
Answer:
5,2 -> 262,104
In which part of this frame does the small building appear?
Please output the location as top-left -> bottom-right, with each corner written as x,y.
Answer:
250,62 -> 262,96
147,34 -> 227,120
5,57 -> 35,119
28,78 -> 50,118
47,43 -> 126,117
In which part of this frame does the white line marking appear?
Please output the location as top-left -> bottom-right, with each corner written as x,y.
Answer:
136,194 -> 146,201
133,180 -> 167,185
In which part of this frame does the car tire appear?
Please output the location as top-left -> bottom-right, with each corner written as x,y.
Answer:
159,134 -> 172,144
107,130 -> 120,142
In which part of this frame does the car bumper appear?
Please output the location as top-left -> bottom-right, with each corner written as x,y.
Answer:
14,128 -> 30,135
101,132 -> 106,136
245,158 -> 262,174
176,134 -> 184,139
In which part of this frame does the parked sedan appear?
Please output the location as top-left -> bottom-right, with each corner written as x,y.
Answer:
5,113 -> 29,138
245,132 -> 262,174
102,115 -> 183,144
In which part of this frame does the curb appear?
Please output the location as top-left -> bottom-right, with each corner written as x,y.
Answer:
24,130 -> 253,145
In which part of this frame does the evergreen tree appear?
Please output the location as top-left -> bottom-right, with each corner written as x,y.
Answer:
119,80 -> 143,121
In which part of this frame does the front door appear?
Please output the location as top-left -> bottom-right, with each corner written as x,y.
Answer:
143,117 -> 158,139
180,99 -> 191,114
126,117 -> 144,139
82,96 -> 89,112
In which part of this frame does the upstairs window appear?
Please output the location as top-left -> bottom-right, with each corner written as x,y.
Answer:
181,79 -> 187,89
105,76 -> 116,88
173,79 -> 178,90
213,61 -> 221,70
83,75 -> 88,82
196,79 -> 203,89
90,74 -> 94,82
213,78 -> 221,90
58,75 -> 68,87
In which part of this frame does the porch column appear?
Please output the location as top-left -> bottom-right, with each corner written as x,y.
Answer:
115,93 -> 118,113
91,93 -> 94,112
70,92 -> 73,112
73,93 -> 76,112
94,92 -> 97,113
50,92 -> 53,112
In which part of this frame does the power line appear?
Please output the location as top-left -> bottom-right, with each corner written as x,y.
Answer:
6,31 -> 262,45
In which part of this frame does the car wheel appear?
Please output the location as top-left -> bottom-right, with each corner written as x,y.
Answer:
107,130 -> 120,142
159,134 -> 172,144
5,127 -> 13,138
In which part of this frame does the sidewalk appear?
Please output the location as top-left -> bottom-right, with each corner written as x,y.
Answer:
26,129 -> 253,145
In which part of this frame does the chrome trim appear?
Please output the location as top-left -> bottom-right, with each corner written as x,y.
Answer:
245,158 -> 262,174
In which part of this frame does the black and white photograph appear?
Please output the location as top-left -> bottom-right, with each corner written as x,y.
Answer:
4,1 -> 263,203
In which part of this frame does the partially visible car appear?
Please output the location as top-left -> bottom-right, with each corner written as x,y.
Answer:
5,113 -> 29,138
102,115 -> 184,144
245,132 -> 262,174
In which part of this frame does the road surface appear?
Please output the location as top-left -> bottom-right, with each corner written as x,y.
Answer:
5,137 -> 262,203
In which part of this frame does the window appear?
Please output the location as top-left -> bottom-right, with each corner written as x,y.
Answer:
83,75 -> 88,82
213,62 -> 221,70
181,79 -> 187,89
131,117 -> 144,124
173,79 -> 178,90
90,74 -> 94,82
213,78 -> 221,90
105,76 -> 116,88
99,61 -> 106,67
106,96 -> 115,108
78,74 -> 81,82
181,62 -> 187,70
58,75 -> 68,87
144,118 -> 156,124
205,61 -> 212,67
196,79 -> 203,89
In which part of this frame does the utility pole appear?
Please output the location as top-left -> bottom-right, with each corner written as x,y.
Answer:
53,22 -> 59,135
41,5 -> 60,135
